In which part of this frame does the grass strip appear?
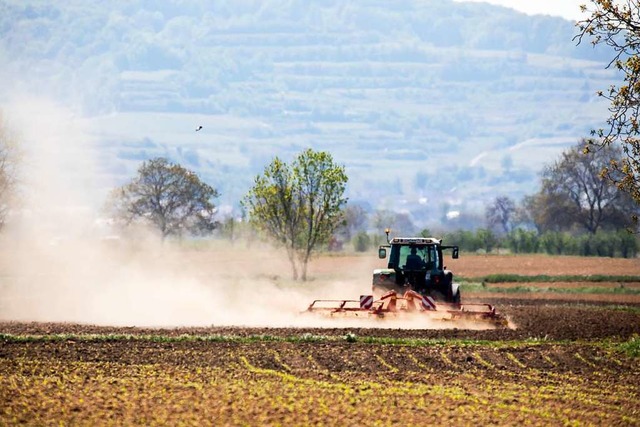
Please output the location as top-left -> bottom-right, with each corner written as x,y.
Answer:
459,274 -> 640,283
5,332 -> 639,356
0,332 -> 592,349
617,335 -> 640,357
459,283 -> 640,295
597,305 -> 640,314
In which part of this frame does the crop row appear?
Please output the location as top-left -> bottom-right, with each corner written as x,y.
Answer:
0,339 -> 637,425
2,332 -> 639,354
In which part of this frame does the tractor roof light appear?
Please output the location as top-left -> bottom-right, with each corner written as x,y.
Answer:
390,237 -> 439,245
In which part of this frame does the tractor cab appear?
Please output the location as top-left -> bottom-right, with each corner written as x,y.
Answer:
374,232 -> 460,303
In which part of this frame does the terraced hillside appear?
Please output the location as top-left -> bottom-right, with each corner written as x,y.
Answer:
0,1 -> 618,212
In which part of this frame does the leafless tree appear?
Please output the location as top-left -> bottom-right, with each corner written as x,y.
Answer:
485,196 -> 516,235
530,140 -> 635,234
337,204 -> 368,241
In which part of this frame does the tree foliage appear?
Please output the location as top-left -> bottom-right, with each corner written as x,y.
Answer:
505,229 -> 539,254
353,231 -> 372,253
443,227 -> 638,258
243,149 -> 347,281
525,140 -> 635,234
576,1 -> 640,220
108,157 -> 219,239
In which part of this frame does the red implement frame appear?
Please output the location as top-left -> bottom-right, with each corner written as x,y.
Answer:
306,290 -> 506,325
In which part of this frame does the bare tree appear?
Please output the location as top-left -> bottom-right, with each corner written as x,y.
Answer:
337,204 -> 368,241
485,196 -> 516,235
371,209 -> 416,236
519,193 -> 574,234
531,140 -> 634,234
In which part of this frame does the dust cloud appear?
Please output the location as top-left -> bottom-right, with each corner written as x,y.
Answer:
0,97 -> 496,331
0,97 -> 368,328
0,230 -> 500,330
0,233 -> 386,329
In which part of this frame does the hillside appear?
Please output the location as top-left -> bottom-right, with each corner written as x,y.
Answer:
0,0 -> 618,229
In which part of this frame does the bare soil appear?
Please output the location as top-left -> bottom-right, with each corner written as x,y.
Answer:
1,252 -> 639,425
446,253 -> 640,277
1,300 -> 639,341
1,308 -> 639,426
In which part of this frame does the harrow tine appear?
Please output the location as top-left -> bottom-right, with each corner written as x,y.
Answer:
305,292 -> 508,326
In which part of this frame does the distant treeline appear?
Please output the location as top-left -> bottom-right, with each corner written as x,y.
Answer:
445,228 -> 638,258
351,229 -> 639,258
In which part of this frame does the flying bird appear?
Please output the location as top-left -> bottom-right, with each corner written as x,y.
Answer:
196,125 -> 203,132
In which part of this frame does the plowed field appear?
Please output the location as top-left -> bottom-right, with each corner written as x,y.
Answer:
1,335 -> 638,426
1,251 -> 639,426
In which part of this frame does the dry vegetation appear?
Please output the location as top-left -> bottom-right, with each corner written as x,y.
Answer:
1,336 -> 638,426
1,246 -> 639,425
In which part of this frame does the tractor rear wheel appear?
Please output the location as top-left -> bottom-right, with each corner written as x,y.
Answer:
452,289 -> 461,304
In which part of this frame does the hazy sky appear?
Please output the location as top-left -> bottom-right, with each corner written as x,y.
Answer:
456,0 -> 589,21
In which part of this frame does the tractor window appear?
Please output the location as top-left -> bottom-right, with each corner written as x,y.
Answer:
400,245 -> 427,270
425,245 -> 439,270
389,244 -> 440,270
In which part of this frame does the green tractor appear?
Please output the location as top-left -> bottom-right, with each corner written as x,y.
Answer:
374,230 -> 461,303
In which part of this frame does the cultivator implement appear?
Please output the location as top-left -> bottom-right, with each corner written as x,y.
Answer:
306,290 -> 508,327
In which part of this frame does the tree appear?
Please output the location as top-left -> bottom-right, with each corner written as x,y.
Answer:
485,196 -> 516,235
371,209 -> 396,234
107,157 -> 219,239
336,204 -> 368,241
539,231 -> 574,255
353,231 -> 371,252
513,195 -> 543,232
0,112 -> 20,231
520,192 -> 573,233
371,209 -> 416,236
506,228 -> 539,254
576,1 -> 640,221
476,228 -> 498,253
529,140 -> 634,234
243,149 -> 347,281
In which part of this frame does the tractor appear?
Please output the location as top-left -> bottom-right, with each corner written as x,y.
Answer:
373,229 -> 460,303
305,229 -> 507,327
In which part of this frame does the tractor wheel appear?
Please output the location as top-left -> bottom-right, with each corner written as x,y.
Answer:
452,289 -> 461,304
